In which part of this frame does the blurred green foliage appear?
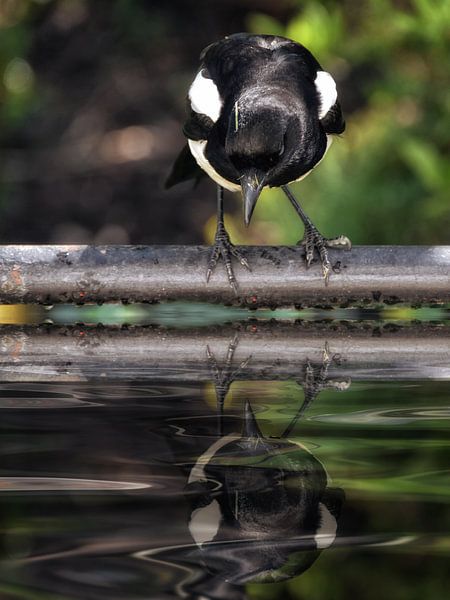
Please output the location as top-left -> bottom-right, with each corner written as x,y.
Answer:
0,0 -> 46,131
244,0 -> 450,245
1,0 -> 449,246
1,301 -> 450,326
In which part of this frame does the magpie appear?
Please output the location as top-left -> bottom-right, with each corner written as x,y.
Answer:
183,400 -> 345,595
167,32 -> 351,291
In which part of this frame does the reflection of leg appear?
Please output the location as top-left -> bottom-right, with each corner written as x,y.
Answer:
282,185 -> 351,283
206,186 -> 251,294
206,335 -> 251,432
282,343 -> 351,438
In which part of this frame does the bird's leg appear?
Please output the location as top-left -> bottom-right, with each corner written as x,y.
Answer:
281,343 -> 351,438
206,186 -> 251,294
281,185 -> 351,283
206,335 -> 252,435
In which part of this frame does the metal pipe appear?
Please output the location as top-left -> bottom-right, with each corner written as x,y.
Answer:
0,245 -> 449,307
1,323 -> 449,382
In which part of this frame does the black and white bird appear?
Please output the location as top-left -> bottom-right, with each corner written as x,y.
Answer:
167,33 -> 351,291
182,400 -> 344,597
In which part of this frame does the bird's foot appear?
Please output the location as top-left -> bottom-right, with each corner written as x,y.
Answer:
300,343 -> 351,409
281,343 -> 351,438
281,342 -> 351,438
206,223 -> 251,293
206,335 -> 252,410
299,225 -> 351,284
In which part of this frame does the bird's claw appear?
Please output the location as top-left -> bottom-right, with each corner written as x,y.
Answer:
206,225 -> 251,294
206,335 -> 252,410
300,227 -> 351,284
301,342 -> 351,402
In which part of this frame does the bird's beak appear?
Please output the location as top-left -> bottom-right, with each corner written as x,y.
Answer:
240,170 -> 265,227
243,400 -> 263,440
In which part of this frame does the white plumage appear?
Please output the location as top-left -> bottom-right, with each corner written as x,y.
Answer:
314,71 -> 338,119
188,70 -> 223,122
314,502 -> 338,549
188,139 -> 240,191
189,499 -> 222,547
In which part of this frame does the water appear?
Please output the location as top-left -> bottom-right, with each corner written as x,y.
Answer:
0,317 -> 449,599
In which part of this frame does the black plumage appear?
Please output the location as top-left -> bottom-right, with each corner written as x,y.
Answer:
183,400 -> 345,596
167,33 -> 350,291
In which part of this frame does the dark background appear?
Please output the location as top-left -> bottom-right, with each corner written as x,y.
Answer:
0,0 -> 448,247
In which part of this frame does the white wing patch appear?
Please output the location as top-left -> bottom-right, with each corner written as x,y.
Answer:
189,70 -> 223,122
188,139 -> 240,192
314,502 -> 337,549
189,500 -> 222,547
314,71 -> 338,119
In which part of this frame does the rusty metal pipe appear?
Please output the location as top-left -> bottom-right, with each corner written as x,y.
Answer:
0,245 -> 449,307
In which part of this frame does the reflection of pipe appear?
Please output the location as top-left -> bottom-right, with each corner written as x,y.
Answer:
1,323 -> 450,381
0,245 -> 449,306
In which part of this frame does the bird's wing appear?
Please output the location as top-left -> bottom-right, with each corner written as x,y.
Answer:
270,43 -> 345,136
321,101 -> 345,134
182,109 -> 215,140
165,142 -> 205,188
313,69 -> 345,134
321,487 -> 345,519
165,109 -> 214,188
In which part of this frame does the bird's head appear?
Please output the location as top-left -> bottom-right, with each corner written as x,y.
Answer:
225,98 -> 289,226
223,84 -> 324,227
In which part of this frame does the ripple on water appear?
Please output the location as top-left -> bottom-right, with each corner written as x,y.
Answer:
0,477 -> 151,491
0,375 -> 448,598
311,407 -> 450,425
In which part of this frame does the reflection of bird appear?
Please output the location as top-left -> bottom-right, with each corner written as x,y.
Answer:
183,401 -> 344,598
167,33 -> 351,291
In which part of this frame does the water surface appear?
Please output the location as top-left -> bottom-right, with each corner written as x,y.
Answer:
0,320 -> 448,599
